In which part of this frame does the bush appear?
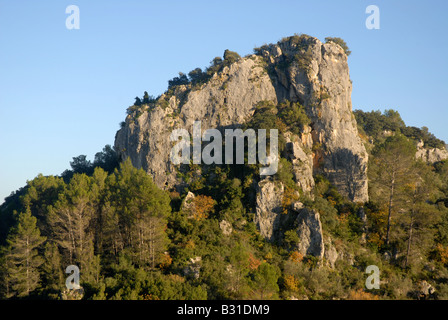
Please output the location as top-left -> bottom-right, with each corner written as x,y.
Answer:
188,68 -> 207,85
325,37 -> 351,56
276,158 -> 295,189
354,109 -> 445,148
281,33 -> 312,46
354,109 -> 405,139
223,49 -> 241,66
253,44 -> 269,56
206,57 -> 223,76
401,126 -> 445,149
277,100 -> 311,134
168,72 -> 190,89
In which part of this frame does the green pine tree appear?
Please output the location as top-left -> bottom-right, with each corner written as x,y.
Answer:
369,134 -> 417,247
107,159 -> 171,268
0,246 -> 14,298
5,210 -> 46,297
40,242 -> 64,298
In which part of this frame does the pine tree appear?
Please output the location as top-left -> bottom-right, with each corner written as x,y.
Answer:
250,263 -> 280,299
0,246 -> 14,298
48,173 -> 96,268
369,134 -> 416,247
4,210 -> 46,297
107,159 -> 171,268
401,162 -> 442,269
40,242 -> 64,297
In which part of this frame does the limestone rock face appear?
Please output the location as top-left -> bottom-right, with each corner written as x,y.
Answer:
115,36 -> 369,204
260,36 -> 369,202
115,56 -> 278,190
180,191 -> 201,220
219,220 -> 233,236
295,208 -> 324,259
418,280 -> 436,299
254,180 -> 284,242
181,191 -> 196,212
416,140 -> 448,163
183,256 -> 202,279
284,131 -> 315,197
324,238 -> 339,268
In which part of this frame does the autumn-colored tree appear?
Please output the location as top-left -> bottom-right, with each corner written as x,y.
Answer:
282,186 -> 299,215
158,252 -> 173,270
283,274 -> 300,292
190,195 -> 215,221
289,251 -> 304,263
347,289 -> 379,300
248,253 -> 261,271
433,243 -> 448,265
366,205 -> 388,248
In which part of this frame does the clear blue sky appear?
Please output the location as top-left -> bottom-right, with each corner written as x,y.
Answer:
1,0 -> 447,204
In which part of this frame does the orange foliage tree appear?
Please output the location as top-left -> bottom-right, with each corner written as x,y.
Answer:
289,251 -> 304,263
347,289 -> 379,300
189,195 -> 215,221
248,253 -> 261,270
283,274 -> 300,292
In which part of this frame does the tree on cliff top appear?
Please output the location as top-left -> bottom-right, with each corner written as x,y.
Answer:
325,37 -> 351,56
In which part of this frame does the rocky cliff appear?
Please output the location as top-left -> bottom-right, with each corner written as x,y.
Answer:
115,35 -> 368,201
258,36 -> 368,203
115,35 -> 370,255
416,140 -> 448,163
115,54 -> 277,189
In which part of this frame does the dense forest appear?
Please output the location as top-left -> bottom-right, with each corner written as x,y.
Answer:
1,106 -> 448,300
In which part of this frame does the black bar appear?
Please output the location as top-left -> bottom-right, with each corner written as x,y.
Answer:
0,300 -> 445,319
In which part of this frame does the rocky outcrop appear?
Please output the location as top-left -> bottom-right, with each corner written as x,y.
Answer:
180,191 -> 200,220
115,35 -> 369,204
416,140 -> 448,163
183,256 -> 202,279
417,280 -> 436,300
357,207 -> 368,244
295,208 -> 324,258
284,131 -> 315,197
324,238 -> 339,268
259,36 -> 369,202
115,56 -> 278,190
253,180 -> 325,260
254,180 -> 284,242
181,191 -> 196,212
219,220 -> 233,236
